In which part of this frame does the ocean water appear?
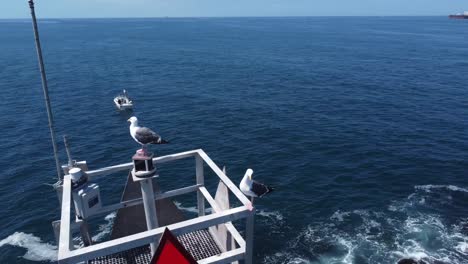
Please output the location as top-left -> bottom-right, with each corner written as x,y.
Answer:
1,16 -> 468,264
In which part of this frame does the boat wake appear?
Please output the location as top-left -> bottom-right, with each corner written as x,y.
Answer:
73,212 -> 117,247
0,232 -> 58,262
0,213 -> 116,262
92,212 -> 116,242
264,185 -> 468,264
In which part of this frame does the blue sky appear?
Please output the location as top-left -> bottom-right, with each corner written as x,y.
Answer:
2,0 -> 467,19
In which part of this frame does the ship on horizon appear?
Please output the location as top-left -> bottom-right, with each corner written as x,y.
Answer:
449,11 -> 468,19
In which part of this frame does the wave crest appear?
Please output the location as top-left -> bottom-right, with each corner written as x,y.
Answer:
0,232 -> 57,262
415,185 -> 468,193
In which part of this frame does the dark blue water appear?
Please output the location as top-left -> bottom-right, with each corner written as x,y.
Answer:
1,17 -> 468,264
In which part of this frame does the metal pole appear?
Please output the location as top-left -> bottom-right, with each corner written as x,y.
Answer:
140,179 -> 158,254
63,135 -> 74,168
28,0 -> 62,181
196,155 -> 205,216
245,211 -> 255,264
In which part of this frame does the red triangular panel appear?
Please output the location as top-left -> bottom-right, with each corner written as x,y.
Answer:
151,228 -> 197,264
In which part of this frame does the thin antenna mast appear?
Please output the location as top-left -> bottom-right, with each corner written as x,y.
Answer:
28,0 -> 62,181
63,135 -> 74,168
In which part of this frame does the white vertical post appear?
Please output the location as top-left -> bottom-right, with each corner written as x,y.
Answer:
245,211 -> 255,264
140,178 -> 158,254
196,155 -> 205,216
221,167 -> 234,255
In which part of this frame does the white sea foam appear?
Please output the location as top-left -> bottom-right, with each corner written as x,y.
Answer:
388,184 -> 456,213
415,184 -> 468,193
336,236 -> 355,264
262,251 -> 310,264
257,209 -> 284,222
449,220 -> 468,256
330,210 -> 351,222
174,201 -> 212,214
455,241 -> 468,255
274,208 -> 467,263
174,201 -> 200,213
262,184 -> 468,264
393,248 -> 429,261
287,257 -> 310,264
0,232 -> 57,262
72,212 -> 117,248
388,204 -> 399,212
92,212 -> 116,242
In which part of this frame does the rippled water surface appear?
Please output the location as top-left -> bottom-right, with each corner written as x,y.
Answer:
1,17 -> 468,263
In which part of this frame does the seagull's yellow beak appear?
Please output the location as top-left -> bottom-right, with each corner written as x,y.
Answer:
246,168 -> 254,180
127,118 -> 131,122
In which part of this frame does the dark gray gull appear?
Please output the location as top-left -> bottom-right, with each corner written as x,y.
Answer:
128,116 -> 168,154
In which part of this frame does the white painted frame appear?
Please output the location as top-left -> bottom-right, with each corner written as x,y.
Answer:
57,149 -> 254,264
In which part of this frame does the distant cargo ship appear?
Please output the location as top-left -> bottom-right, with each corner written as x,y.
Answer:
449,11 -> 468,19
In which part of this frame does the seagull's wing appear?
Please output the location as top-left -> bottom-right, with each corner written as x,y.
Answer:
134,127 -> 168,144
240,181 -> 256,197
251,180 -> 274,197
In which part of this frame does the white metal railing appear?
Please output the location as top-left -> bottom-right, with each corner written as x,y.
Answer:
57,149 -> 254,264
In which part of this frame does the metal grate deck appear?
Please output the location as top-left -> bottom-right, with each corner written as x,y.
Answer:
89,229 -> 222,264
177,229 -> 222,261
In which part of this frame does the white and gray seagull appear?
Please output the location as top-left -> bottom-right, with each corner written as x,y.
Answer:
127,116 -> 168,154
239,169 -> 274,204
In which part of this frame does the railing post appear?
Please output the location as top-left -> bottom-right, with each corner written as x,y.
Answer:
245,210 -> 255,264
140,178 -> 159,254
196,155 -> 205,216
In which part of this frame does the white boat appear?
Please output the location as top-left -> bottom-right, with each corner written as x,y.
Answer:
114,90 -> 133,110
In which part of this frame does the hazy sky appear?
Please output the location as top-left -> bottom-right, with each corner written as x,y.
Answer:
2,0 -> 467,19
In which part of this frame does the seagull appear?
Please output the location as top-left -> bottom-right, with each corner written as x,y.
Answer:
127,116 -> 168,155
239,169 -> 274,204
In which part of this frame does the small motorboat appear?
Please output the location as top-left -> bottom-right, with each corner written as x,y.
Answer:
114,90 -> 133,110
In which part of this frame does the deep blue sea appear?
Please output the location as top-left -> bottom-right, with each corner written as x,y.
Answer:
1,16 -> 468,264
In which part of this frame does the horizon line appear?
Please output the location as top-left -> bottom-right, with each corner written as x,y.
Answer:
0,15 -> 452,20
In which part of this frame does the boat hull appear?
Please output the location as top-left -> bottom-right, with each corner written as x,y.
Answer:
114,98 -> 133,110
116,103 -> 133,110
449,15 -> 468,19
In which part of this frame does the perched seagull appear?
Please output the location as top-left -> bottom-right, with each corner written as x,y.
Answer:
240,169 -> 274,204
128,116 -> 168,154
